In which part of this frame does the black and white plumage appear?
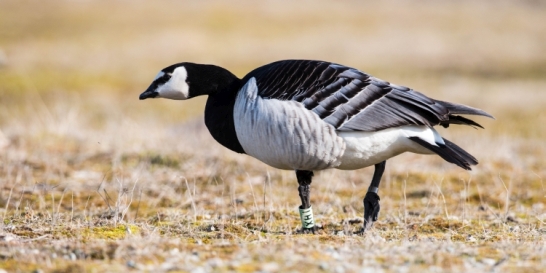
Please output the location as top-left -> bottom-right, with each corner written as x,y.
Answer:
140,60 -> 493,232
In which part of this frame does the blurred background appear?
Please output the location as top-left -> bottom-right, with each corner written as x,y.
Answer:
0,0 -> 545,221
0,1 -> 545,270
1,0 -> 545,131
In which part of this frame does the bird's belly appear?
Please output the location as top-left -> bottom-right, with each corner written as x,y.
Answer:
234,79 -> 345,170
239,127 -> 344,170
336,126 -> 435,170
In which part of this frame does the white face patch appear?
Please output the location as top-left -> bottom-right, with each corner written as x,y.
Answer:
156,66 -> 190,100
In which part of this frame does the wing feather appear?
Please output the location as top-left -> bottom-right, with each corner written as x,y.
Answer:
241,60 -> 492,131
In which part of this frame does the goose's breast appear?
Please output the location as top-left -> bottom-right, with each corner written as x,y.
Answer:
233,78 -> 345,170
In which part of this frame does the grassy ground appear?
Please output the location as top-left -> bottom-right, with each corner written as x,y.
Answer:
1,1 -> 545,272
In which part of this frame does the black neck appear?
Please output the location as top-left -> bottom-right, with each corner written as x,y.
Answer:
204,78 -> 246,154
184,64 -> 239,97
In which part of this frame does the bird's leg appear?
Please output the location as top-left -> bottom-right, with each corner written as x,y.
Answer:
296,170 -> 316,234
363,161 -> 386,232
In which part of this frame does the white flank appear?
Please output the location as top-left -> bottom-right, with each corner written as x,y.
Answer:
233,78 -> 346,170
336,125 -> 440,170
157,66 -> 190,100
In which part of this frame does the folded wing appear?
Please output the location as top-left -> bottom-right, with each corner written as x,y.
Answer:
242,60 -> 493,132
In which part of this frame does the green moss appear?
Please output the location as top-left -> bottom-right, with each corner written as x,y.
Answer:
51,263 -> 86,273
81,225 -> 139,240
0,260 -> 39,272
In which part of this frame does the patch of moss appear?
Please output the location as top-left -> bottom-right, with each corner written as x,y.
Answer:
233,263 -> 260,273
0,260 -> 40,272
51,263 -> 86,273
81,225 -> 139,240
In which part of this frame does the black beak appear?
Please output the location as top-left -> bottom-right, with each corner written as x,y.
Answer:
139,88 -> 158,100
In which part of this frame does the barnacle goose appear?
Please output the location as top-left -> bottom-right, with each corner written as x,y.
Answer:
139,60 -> 493,233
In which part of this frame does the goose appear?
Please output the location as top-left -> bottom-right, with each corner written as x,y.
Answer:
139,60 -> 493,233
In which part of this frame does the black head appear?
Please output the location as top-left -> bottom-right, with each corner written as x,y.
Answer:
139,62 -> 239,100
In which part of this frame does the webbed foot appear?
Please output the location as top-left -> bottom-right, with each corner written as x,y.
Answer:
363,191 -> 381,232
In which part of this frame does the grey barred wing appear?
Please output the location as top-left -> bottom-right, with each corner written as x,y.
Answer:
242,60 -> 488,132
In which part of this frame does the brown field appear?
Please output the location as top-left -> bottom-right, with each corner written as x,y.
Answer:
0,0 -> 545,272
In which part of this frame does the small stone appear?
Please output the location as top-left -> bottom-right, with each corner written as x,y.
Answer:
482,258 -> 496,266
207,258 -> 224,268
262,262 -> 279,272
361,268 -> 382,273
191,267 -> 206,273
334,265 -> 345,273
190,252 -> 200,262
319,262 -> 329,271
0,234 -> 16,242
532,203 -> 544,211
127,260 -> 136,268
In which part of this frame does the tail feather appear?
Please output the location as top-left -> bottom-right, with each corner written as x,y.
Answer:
443,115 -> 484,129
442,138 -> 478,165
409,137 -> 478,170
435,100 -> 495,119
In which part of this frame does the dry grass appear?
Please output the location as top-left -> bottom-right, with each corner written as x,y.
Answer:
0,0 -> 545,272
